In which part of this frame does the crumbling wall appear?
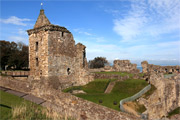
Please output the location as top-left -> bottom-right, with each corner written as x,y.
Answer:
94,73 -> 130,80
141,61 -> 180,74
139,73 -> 180,119
113,60 -> 140,73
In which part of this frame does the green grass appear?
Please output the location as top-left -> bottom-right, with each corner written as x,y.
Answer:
142,85 -> 156,99
63,79 -> 117,94
64,78 -> 149,111
168,107 -> 180,117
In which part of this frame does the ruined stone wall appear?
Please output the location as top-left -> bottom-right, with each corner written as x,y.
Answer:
94,73 -> 130,80
46,30 -> 93,86
48,30 -> 76,76
113,60 -> 140,73
28,24 -> 93,86
139,73 -> 180,119
0,76 -> 137,120
141,61 -> 180,74
29,31 -> 49,78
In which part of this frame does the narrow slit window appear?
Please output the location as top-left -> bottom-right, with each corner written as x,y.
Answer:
36,58 -> 39,67
62,32 -> 64,37
36,42 -> 38,51
83,49 -> 86,67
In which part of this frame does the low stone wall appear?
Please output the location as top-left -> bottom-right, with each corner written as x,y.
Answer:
1,71 -> 30,76
94,73 -> 130,80
0,76 -> 137,120
88,68 -> 106,73
0,76 -> 31,93
141,61 -> 180,74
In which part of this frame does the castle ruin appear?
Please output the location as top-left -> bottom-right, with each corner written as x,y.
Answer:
141,61 -> 180,74
27,9 -> 93,87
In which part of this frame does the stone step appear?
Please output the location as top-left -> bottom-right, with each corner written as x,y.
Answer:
104,81 -> 116,93
0,86 -> 10,91
6,90 -> 27,97
23,94 -> 45,105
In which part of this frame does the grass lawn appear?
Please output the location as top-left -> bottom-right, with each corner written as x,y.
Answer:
64,78 -> 149,111
63,79 -> 112,93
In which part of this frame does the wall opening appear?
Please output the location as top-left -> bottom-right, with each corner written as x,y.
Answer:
67,68 -> 70,75
165,68 -> 168,72
62,32 -> 64,37
36,58 -> 39,67
176,69 -> 179,72
36,42 -> 38,52
83,48 -> 86,67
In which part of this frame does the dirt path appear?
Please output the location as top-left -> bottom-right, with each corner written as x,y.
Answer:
123,102 -> 140,117
104,81 -> 116,93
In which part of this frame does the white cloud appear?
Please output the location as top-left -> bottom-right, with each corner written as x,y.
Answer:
85,40 -> 179,61
0,16 -> 31,26
8,36 -> 28,44
73,28 -> 92,36
113,0 -> 180,42
18,29 -> 27,35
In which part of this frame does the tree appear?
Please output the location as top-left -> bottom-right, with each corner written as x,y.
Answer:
89,57 -> 109,68
0,40 -> 29,70
0,40 -> 12,70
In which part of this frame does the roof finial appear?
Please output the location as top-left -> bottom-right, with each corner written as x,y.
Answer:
41,2 -> 43,9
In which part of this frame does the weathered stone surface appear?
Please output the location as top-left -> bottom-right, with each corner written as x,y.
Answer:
23,94 -> 45,105
0,86 -> 10,91
6,90 -> 27,97
94,73 -> 129,80
113,60 -> 140,73
34,9 -> 51,29
141,61 -> 180,74
72,90 -> 86,94
0,76 -> 31,93
139,73 -> 180,119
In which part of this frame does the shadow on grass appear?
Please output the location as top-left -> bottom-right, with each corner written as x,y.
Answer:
0,104 -> 12,109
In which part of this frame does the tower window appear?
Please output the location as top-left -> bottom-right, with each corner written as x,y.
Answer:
36,58 -> 39,67
67,68 -> 70,75
36,42 -> 38,51
83,48 -> 86,67
62,32 -> 64,37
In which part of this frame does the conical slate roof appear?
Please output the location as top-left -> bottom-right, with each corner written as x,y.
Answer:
34,9 -> 51,28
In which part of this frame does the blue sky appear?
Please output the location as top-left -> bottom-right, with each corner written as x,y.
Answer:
0,0 -> 180,65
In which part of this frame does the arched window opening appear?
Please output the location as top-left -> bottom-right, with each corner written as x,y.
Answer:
67,68 -> 70,75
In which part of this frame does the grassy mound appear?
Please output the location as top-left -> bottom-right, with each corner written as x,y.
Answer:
64,78 -> 149,111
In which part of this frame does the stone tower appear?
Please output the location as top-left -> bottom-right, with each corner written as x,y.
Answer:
27,9 -> 93,87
